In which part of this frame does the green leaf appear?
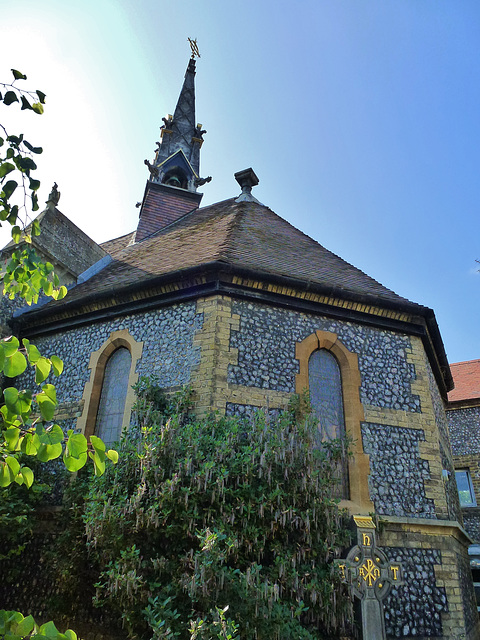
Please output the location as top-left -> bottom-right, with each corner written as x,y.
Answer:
36,423 -> 63,446
40,384 -> 57,404
64,432 -> 88,472
36,90 -> 46,104
18,156 -> 37,172
21,432 -> 38,456
11,69 -> 27,80
35,357 -> 51,383
15,614 -> 35,635
36,394 -> 56,421
5,456 -> 20,476
51,285 -> 68,301
11,225 -> 21,243
16,390 -> 33,416
36,441 -> 62,462
20,95 -> 32,111
7,134 -> 22,145
3,336 -> 19,357
91,451 -> 106,476
3,91 -> 18,105
0,462 -> 14,487
32,219 -> 41,236
20,466 -> 34,489
3,387 -> 19,412
0,162 -> 15,179
24,341 -> 41,364
32,102 -> 44,115
90,434 -> 106,452
29,177 -> 41,191
64,630 -> 77,640
106,449 -> 119,464
65,431 -> 88,457
4,351 -> 27,377
38,620 -> 59,637
63,450 -> 88,472
2,179 -> 18,199
50,355 -> 63,376
5,426 -> 21,451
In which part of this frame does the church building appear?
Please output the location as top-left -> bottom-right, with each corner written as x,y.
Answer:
4,50 -> 479,639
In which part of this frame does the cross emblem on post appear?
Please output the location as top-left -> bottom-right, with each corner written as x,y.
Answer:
336,516 -> 403,640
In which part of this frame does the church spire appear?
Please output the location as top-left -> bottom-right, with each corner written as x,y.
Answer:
136,41 -> 210,243
145,40 -> 211,192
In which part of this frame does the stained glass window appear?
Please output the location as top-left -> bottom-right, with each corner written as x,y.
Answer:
95,347 -> 131,446
308,349 -> 345,441
308,349 -> 348,497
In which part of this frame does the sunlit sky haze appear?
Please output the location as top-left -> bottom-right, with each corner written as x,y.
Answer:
2,0 -> 480,365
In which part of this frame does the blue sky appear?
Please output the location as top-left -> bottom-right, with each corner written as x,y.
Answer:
2,0 -> 480,365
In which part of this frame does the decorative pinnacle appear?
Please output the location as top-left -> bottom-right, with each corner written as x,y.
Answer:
234,168 -> 261,204
188,37 -> 200,59
46,182 -> 60,209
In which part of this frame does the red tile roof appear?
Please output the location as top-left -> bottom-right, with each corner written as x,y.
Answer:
448,360 -> 480,402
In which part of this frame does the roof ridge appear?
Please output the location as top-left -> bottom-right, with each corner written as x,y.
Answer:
100,230 -> 135,247
234,203 -> 417,305
450,359 -> 480,367
220,201 -> 253,260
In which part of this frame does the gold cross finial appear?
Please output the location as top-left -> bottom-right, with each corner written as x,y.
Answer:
188,38 -> 200,59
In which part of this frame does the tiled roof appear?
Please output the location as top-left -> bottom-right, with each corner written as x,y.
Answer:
100,232 -> 135,257
448,360 -> 480,403
21,198 -> 422,316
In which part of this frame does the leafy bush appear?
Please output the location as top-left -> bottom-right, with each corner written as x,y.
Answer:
76,381 -> 354,639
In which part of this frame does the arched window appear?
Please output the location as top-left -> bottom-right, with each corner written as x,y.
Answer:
95,347 -> 132,446
296,330 -> 373,514
76,329 -> 144,444
308,349 -> 348,498
308,349 -> 345,442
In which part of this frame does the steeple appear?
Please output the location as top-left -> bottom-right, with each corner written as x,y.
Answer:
136,41 -> 211,242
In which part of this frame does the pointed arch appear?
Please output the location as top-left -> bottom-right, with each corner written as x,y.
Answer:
76,329 -> 143,442
296,330 -> 373,514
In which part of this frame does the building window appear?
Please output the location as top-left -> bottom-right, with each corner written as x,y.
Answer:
308,348 -> 348,498
308,349 -> 345,441
455,470 -> 477,507
295,330 -> 373,513
76,329 -> 143,443
95,347 -> 132,446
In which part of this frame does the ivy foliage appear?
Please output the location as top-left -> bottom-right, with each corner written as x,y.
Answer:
70,380 -> 354,640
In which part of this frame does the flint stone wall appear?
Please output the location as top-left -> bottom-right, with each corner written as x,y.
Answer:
228,301 -> 421,412
361,423 -> 435,518
383,547 -> 447,638
463,508 -> 480,543
447,406 -> 480,456
19,302 -> 203,402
